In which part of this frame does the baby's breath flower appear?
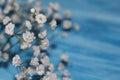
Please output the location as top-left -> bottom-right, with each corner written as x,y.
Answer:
30,57 -> 39,66
5,22 -> 15,35
48,64 -> 54,72
38,30 -> 47,39
36,64 -> 45,75
2,16 -> 11,25
2,53 -> 9,62
25,20 -> 32,30
62,70 -> 70,77
22,31 -> 35,43
49,19 -> 57,29
35,14 -> 47,24
41,55 -> 50,67
12,55 -> 21,67
20,42 -> 31,50
27,67 -> 36,76
15,73 -> 26,80
63,20 -> 72,29
58,62 -> 64,71
61,53 -> 69,62
30,8 -> 36,13
40,38 -> 49,50
32,46 -> 40,57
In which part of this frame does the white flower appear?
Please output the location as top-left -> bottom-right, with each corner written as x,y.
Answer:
38,30 -> 47,39
63,20 -> 72,29
27,67 -> 36,76
20,42 -> 31,50
48,64 -> 54,72
30,8 -> 36,13
58,62 -> 64,71
61,53 -> 68,62
12,55 -> 21,67
63,77 -> 71,80
5,22 -> 15,35
40,38 -> 49,50
22,31 -> 35,43
32,46 -> 40,57
2,53 -> 9,62
41,55 -> 50,66
36,64 -> 45,75
15,73 -> 25,80
30,57 -> 39,66
49,2 -> 60,11
2,16 -> 11,25
25,20 -> 32,30
49,19 -> 57,29
35,14 -> 47,24
62,70 -> 70,77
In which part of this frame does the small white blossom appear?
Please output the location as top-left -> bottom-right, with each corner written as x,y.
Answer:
58,62 -> 64,71
27,67 -> 36,76
49,19 -> 57,29
30,8 -> 36,13
20,42 -> 31,50
32,46 -> 40,57
61,53 -> 69,62
62,70 -> 70,77
36,64 -> 45,75
30,57 -> 39,66
41,55 -> 50,66
63,77 -> 71,80
2,53 -> 9,62
5,22 -> 15,35
35,14 -> 47,24
38,30 -> 47,39
15,73 -> 25,80
22,31 -> 35,43
40,38 -> 49,50
63,20 -> 72,29
25,20 -> 32,30
48,64 -> 54,72
2,16 -> 11,25
12,55 -> 21,67
3,4 -> 12,14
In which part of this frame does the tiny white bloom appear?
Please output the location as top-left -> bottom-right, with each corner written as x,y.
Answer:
40,38 -> 49,50
20,42 -> 31,50
63,20 -> 72,29
32,46 -> 40,57
12,55 -> 21,67
38,30 -> 47,39
5,22 -> 15,35
22,31 -> 35,43
30,8 -> 36,13
62,70 -> 70,77
58,62 -> 64,71
61,53 -> 68,62
2,53 -> 9,62
27,67 -> 36,76
48,64 -> 54,72
30,57 -> 39,66
15,73 -> 25,80
41,55 -> 50,66
49,19 -> 57,29
35,14 -> 47,24
25,20 -> 32,30
36,64 -> 45,75
2,16 -> 11,25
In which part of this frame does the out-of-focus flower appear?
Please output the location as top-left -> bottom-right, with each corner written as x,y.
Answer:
0,0 -> 5,5
11,14 -> 21,23
35,14 -> 47,24
30,8 -> 36,13
63,77 -> 71,80
48,64 -> 54,72
63,20 -> 72,29
40,38 -> 49,50
15,73 -> 26,80
3,4 -> 12,14
74,23 -> 80,32
25,20 -> 32,30
36,64 -> 45,75
12,55 -> 21,67
30,57 -> 39,66
2,16 -> 11,25
20,41 -> 31,50
27,67 -> 36,76
54,13 -> 62,19
34,2 -> 43,12
49,2 -> 60,11
49,19 -> 57,29
58,62 -> 64,71
32,46 -> 40,57
22,31 -> 35,43
5,22 -> 15,35
38,30 -> 47,39
2,53 -> 9,62
3,43 -> 10,51
61,53 -> 69,62
41,55 -> 50,67
64,10 -> 71,18
62,70 -> 70,77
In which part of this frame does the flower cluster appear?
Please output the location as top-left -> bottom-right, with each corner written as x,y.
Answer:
0,0 -> 79,80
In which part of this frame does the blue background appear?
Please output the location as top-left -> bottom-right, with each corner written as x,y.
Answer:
0,0 -> 120,80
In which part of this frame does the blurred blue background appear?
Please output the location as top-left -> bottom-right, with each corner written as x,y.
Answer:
0,0 -> 120,80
